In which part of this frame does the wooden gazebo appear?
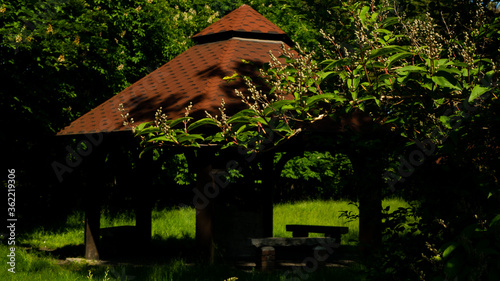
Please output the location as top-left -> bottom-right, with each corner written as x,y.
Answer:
57,4 -> 383,263
57,5 -> 295,261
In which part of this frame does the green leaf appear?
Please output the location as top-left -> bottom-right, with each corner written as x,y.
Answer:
357,95 -> 376,102
187,118 -> 217,131
177,134 -> 204,143
382,16 -> 399,28
440,115 -> 453,129
450,61 -> 468,68
148,135 -> 174,143
367,61 -> 385,69
227,116 -> 252,124
230,109 -> 258,118
432,71 -> 462,91
252,117 -> 267,125
490,214 -> 500,227
387,52 -> 413,68
359,6 -> 370,23
223,71 -> 239,82
305,93 -> 341,105
323,58 -> 353,70
134,122 -> 150,132
268,99 -> 296,112
348,76 -> 360,91
206,132 -> 226,143
135,126 -> 161,136
383,117 -> 399,124
234,124 -> 249,134
384,34 -> 406,44
169,117 -> 192,128
138,146 -> 158,159
351,90 -> 358,100
474,58 -> 493,65
318,71 -> 335,80
436,66 -> 462,76
395,65 -> 427,73
369,45 -> 406,59
468,85 -> 490,103
442,242 -> 459,259
437,58 -> 450,66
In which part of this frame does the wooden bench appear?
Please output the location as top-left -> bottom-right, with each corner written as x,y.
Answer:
250,237 -> 339,271
286,224 -> 349,244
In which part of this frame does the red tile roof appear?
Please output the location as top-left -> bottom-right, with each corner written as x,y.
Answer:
57,5 -> 292,136
193,4 -> 292,45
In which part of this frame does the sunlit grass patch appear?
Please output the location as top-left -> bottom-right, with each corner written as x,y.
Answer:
152,206 -> 195,240
274,198 -> 412,245
274,200 -> 360,244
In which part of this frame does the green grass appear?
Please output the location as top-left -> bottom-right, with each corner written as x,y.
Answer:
152,206 -> 195,240
0,249 -> 367,281
1,199 -> 410,280
18,207 -> 197,249
18,211 -> 86,249
274,198 -> 411,245
274,200 -> 359,244
382,197 -> 413,212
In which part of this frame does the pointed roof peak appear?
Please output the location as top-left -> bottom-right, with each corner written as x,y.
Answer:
193,4 -> 293,45
56,5 -> 294,136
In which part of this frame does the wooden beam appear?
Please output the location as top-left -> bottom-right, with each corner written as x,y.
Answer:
81,136 -> 111,260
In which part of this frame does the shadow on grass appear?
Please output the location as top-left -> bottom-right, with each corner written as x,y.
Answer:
25,234 -> 197,265
15,238 -> 368,281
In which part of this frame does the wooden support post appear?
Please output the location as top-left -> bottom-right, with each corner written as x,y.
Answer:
191,149 -> 215,264
82,136 -> 109,260
135,153 -> 152,245
358,187 -> 382,254
351,153 -> 382,255
261,152 -> 274,237
85,203 -> 100,260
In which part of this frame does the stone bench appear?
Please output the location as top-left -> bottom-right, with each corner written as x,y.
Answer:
250,237 -> 339,270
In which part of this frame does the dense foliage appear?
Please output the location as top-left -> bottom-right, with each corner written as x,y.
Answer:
129,1 -> 500,280
3,0 -> 500,279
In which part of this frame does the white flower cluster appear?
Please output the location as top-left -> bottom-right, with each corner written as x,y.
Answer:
207,11 -> 219,24
205,99 -> 231,132
402,13 -> 444,59
118,103 -> 135,131
154,107 -> 175,139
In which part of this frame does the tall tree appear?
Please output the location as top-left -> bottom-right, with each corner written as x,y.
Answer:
0,0 -> 219,220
